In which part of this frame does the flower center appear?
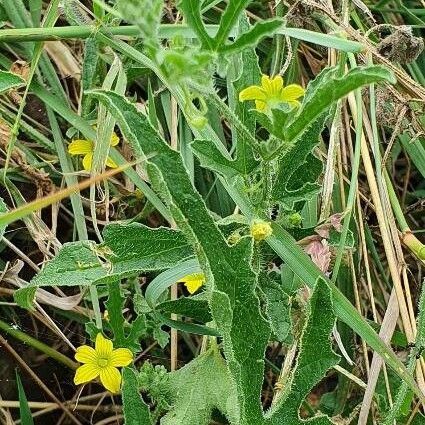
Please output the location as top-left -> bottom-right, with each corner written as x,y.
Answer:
97,357 -> 109,368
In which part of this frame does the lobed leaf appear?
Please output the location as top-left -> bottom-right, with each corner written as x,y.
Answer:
162,349 -> 239,425
15,223 -> 193,308
285,66 -> 396,143
271,114 -> 327,207
91,90 -> 271,424
268,277 -> 340,424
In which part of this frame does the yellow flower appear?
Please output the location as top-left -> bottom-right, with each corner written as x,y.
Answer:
250,220 -> 273,242
239,75 -> 305,113
178,273 -> 205,294
74,333 -> 133,393
68,132 -> 120,171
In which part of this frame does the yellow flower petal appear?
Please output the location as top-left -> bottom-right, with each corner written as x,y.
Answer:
105,156 -> 118,168
186,280 -> 203,294
75,346 -> 97,364
255,100 -> 267,112
74,363 -> 100,385
110,132 -> 120,147
68,139 -> 93,155
261,75 -> 273,93
280,84 -> 305,102
110,348 -> 133,367
178,273 -> 205,294
82,152 -> 93,171
99,366 -> 122,393
239,85 -> 266,102
95,333 -> 113,357
270,75 -> 284,95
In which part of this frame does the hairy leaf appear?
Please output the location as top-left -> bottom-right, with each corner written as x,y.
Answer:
106,280 -> 126,345
106,281 -> 148,352
162,349 -> 238,425
91,90 -> 271,424
15,223 -> 192,308
271,114 -> 326,206
157,295 -> 212,323
259,273 -> 292,344
268,277 -> 340,424
122,368 -> 152,425
285,66 -> 396,143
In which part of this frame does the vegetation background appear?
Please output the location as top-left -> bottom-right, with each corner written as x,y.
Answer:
0,0 -> 424,424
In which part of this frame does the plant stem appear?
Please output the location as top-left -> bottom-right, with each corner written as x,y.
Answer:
0,24 -> 221,42
0,318 -> 78,369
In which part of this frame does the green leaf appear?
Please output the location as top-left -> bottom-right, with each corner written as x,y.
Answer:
152,324 -> 170,348
90,90 -> 271,424
212,0 -> 252,50
162,349 -> 238,425
0,70 -> 25,93
220,18 -> 283,55
259,273 -> 291,343
122,368 -> 152,425
102,223 -> 193,277
0,197 -> 8,239
177,0 -> 214,50
285,66 -> 396,144
221,177 -> 421,397
191,139 -> 242,177
278,27 -> 364,53
272,66 -> 395,207
269,277 -> 340,424
15,223 -> 193,308
16,371 -> 34,425
230,13 -> 261,174
272,114 -> 326,206
106,280 -> 126,345
157,295 -> 212,323
145,259 -> 200,308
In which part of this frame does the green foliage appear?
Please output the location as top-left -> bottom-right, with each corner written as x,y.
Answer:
268,278 -> 340,424
122,368 -> 152,425
106,281 -> 148,352
285,66 -> 396,143
219,18 -> 283,55
16,372 -> 34,425
91,90 -> 271,424
0,70 -> 25,92
178,0 -> 280,55
162,348 -> 239,425
177,0 -> 214,50
271,114 -> 327,207
259,273 -> 292,343
212,0 -> 253,50
15,223 -> 193,308
4,2 -> 423,423
157,295 -> 212,323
